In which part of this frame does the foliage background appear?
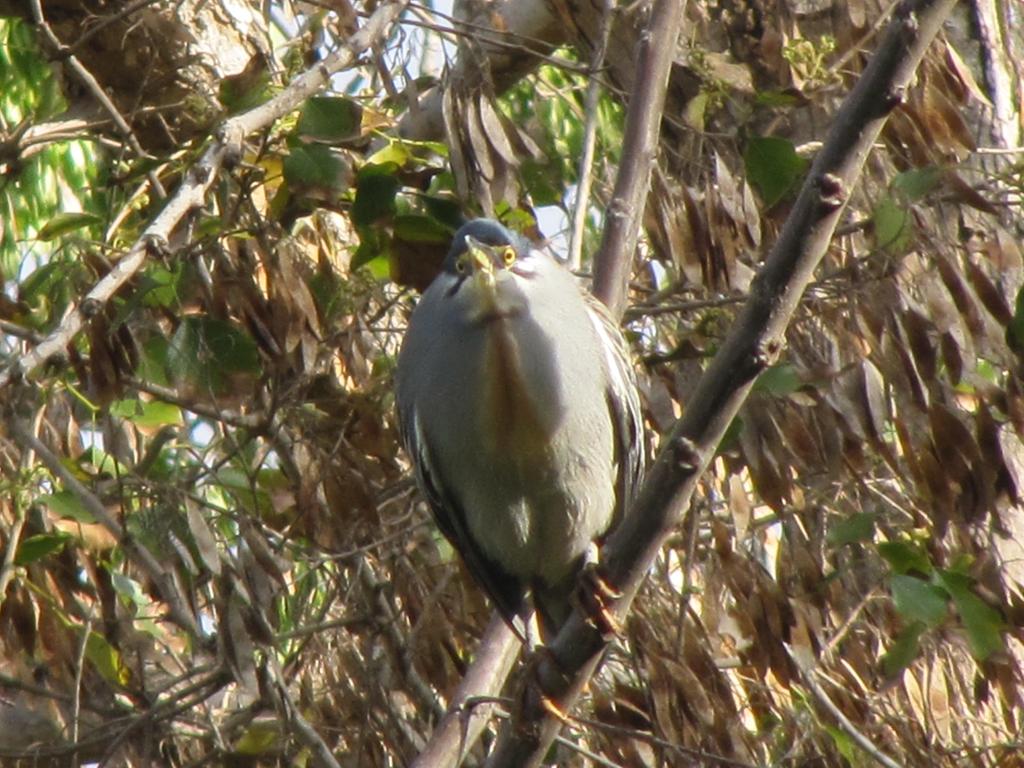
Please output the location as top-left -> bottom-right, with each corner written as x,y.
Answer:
0,0 -> 1022,765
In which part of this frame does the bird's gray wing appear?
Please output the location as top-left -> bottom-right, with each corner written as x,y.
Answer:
399,405 -> 529,636
584,295 -> 645,529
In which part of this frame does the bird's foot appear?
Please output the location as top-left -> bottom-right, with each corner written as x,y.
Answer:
574,563 -> 622,638
515,645 -> 573,728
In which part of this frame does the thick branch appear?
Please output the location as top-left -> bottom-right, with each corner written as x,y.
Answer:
590,0 -> 685,318
483,0 -> 958,765
0,2 -> 405,392
410,614 -> 521,768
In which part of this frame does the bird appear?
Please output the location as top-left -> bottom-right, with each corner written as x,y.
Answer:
395,218 -> 644,640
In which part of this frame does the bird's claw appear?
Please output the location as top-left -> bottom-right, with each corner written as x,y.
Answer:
514,645 -> 573,730
574,563 -> 622,638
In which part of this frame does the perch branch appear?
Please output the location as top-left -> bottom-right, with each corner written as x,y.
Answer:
483,0 -> 958,765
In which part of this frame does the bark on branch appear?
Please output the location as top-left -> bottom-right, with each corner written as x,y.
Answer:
483,1 -> 959,765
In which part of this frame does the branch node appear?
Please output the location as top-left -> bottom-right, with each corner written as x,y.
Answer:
144,233 -> 171,259
222,140 -> 243,171
193,164 -> 212,184
884,85 -> 907,112
754,337 -> 783,368
816,173 -> 846,209
79,297 -> 102,318
672,437 -> 700,473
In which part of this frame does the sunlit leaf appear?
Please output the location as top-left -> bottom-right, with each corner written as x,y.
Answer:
38,491 -> 94,523
234,720 -> 281,754
873,195 -> 914,252
86,632 -> 129,686
110,398 -> 182,429
36,211 -> 101,241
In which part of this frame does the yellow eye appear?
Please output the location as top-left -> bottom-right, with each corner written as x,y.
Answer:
501,246 -> 516,266
455,257 -> 467,274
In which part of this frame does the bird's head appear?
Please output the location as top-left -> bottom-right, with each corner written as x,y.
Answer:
439,219 -> 545,320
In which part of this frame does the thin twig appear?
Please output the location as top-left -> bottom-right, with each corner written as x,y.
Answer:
409,613 -> 521,768
0,1 -> 406,393
568,0 -> 615,271
28,0 -> 167,198
789,648 -> 905,768
590,0 -> 687,318
0,497 -> 27,602
9,418 -> 202,638
268,658 -> 343,768
70,611 -> 94,761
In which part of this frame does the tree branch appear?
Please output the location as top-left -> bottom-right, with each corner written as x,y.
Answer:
590,0 -> 686,318
483,0 -> 958,765
410,614 -> 521,768
0,1 -> 406,392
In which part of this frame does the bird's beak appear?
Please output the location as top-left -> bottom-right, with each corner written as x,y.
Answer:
464,237 -> 500,295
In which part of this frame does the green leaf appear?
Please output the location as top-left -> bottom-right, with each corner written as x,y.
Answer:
881,622 -> 925,677
109,398 -> 182,429
168,316 -> 261,393
38,491 -> 94,523
878,540 -> 932,576
283,143 -> 349,191
890,574 -> 948,627
36,211 -> 101,241
755,90 -> 801,108
937,570 -> 1004,661
366,141 -> 412,167
827,512 -> 876,547
235,721 -> 281,754
393,213 -> 452,244
218,59 -> 274,113
872,195 -> 914,252
110,571 -> 150,609
296,96 -> 362,142
892,166 -> 942,202
824,724 -> 857,762
80,445 -> 131,478
352,164 -> 400,227
138,264 -> 187,309
744,136 -> 808,208
1006,286 -> 1024,357
753,363 -> 802,397
86,631 -> 129,686
15,532 -> 73,565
